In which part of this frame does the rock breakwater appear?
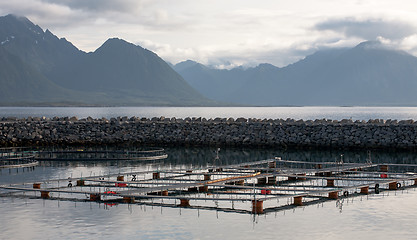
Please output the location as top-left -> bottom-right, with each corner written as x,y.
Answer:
1,116 -> 416,150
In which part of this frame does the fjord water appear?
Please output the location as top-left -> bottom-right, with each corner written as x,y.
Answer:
1,147 -> 417,240
1,106 -> 417,240
2,106 -> 417,120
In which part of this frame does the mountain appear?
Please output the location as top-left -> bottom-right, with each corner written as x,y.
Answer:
0,14 -> 210,106
175,41 -> 417,106
173,61 -> 280,102
49,38 -> 207,105
0,14 -> 82,74
0,46 -> 90,105
4,14 -> 417,107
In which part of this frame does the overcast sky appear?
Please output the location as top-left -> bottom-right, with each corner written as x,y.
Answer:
1,0 -> 417,68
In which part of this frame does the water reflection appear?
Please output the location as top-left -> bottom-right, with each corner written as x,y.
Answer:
32,146 -> 417,166
2,146 -> 417,182
1,189 -> 417,240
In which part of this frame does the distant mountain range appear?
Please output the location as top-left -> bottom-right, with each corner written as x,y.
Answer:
0,14 -> 211,106
2,14 -> 417,107
174,41 -> 417,106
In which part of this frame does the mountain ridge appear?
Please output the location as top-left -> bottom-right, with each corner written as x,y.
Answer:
3,14 -> 417,106
0,14 -> 212,106
174,41 -> 417,106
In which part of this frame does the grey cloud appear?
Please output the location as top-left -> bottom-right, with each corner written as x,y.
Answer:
39,0 -> 143,13
315,18 -> 416,40
36,0 -> 190,31
0,1 -> 87,28
0,0 -> 168,30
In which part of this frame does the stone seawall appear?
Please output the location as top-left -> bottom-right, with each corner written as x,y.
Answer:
0,116 -> 417,150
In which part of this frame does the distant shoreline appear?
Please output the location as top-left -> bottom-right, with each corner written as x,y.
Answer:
1,116 -> 416,151
2,106 -> 417,121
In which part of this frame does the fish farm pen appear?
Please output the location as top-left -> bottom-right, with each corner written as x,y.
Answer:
35,148 -> 168,161
0,147 -> 167,163
0,147 -> 38,169
1,155 -> 417,215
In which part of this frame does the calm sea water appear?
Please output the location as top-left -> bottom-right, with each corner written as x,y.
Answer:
1,106 -> 417,120
1,147 -> 417,240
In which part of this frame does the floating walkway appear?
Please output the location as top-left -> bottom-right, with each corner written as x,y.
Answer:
1,157 -> 416,214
